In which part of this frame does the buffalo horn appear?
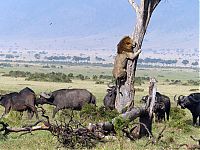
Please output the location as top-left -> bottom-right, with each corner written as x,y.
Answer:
174,95 -> 178,102
189,96 -> 200,103
107,82 -> 115,88
40,92 -> 52,99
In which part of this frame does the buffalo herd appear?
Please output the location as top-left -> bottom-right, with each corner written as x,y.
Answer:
141,92 -> 171,122
0,87 -> 96,119
0,87 -> 199,126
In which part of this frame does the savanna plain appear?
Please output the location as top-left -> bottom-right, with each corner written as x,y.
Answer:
0,64 -> 199,150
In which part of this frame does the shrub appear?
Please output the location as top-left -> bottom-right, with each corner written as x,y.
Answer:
92,75 -> 98,81
168,107 -> 191,132
189,89 -> 199,91
95,80 -> 104,84
80,105 -> 119,122
68,73 -> 74,78
4,71 -> 31,78
165,79 -> 170,82
99,75 -> 113,80
1,111 -> 23,127
76,74 -> 85,80
98,106 -> 119,121
187,80 -> 200,86
26,72 -> 72,83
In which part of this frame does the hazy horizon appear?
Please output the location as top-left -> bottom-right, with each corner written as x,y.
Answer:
0,0 -> 199,51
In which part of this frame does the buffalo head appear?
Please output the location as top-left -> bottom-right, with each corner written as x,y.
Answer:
174,94 -> 199,109
140,95 -> 148,103
36,92 -> 53,105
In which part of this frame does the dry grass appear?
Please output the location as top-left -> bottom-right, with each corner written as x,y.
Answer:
0,66 -> 199,149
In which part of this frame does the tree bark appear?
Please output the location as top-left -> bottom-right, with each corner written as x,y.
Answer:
115,0 -> 161,113
100,78 -> 157,137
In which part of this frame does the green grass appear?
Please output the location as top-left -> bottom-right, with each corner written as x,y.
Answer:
0,65 -> 199,149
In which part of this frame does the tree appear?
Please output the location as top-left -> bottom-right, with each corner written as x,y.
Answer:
191,61 -> 199,67
115,0 -> 161,113
182,59 -> 189,66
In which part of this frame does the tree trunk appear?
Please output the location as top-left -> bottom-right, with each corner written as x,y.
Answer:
115,0 -> 161,113
100,78 -> 157,137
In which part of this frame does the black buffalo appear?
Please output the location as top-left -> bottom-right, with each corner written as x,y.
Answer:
103,85 -> 116,110
153,102 -> 166,122
174,93 -> 200,126
0,87 -> 38,119
36,89 -> 96,118
141,92 -> 171,122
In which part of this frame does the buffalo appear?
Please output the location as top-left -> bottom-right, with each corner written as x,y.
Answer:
103,85 -> 116,110
153,102 -> 166,122
174,93 -> 200,126
36,89 -> 96,118
141,92 -> 171,122
0,87 -> 38,119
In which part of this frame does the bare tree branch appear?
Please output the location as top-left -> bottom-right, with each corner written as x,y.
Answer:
148,78 -> 157,118
128,0 -> 140,14
190,136 -> 200,145
0,121 -> 50,135
152,0 -> 161,11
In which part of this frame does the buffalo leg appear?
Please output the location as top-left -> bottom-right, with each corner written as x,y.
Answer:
198,116 -> 200,126
34,107 -> 39,119
26,104 -> 39,119
163,113 -> 165,121
192,114 -> 198,126
52,107 -> 60,118
166,111 -> 170,121
1,105 -> 11,118
27,109 -> 34,119
20,112 -> 23,117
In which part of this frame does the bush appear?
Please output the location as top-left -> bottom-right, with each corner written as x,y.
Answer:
80,105 -> 119,122
95,80 -> 104,84
26,72 -> 72,83
68,73 -> 74,78
1,111 -> 23,127
80,104 -> 98,121
165,79 -> 170,82
189,88 -> 199,91
168,107 -> 191,132
99,75 -> 113,80
92,75 -> 98,81
187,80 -> 200,86
3,71 -> 31,78
98,106 -> 119,122
76,74 -> 85,80
169,80 -> 182,85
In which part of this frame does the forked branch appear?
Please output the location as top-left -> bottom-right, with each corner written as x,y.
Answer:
128,0 -> 140,14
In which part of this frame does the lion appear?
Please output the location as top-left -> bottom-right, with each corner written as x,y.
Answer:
112,36 -> 141,81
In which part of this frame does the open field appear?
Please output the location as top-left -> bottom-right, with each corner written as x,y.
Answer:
0,65 -> 199,150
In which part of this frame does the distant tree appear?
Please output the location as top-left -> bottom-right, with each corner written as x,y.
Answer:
191,61 -> 199,67
76,74 -> 84,80
68,73 -> 74,78
34,54 -> 40,59
92,75 -> 98,81
182,60 -> 189,66
51,65 -> 56,68
95,56 -> 105,62
6,54 -> 14,59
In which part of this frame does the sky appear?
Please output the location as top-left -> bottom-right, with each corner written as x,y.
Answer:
0,0 -> 199,51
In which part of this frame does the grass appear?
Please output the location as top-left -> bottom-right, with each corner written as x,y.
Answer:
0,65 -> 199,149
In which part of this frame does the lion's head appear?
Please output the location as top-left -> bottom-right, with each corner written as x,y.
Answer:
117,36 -> 135,54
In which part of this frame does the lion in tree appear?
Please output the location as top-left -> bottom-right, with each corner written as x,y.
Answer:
112,36 -> 141,92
